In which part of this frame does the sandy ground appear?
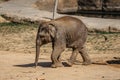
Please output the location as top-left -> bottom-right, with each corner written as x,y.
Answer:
0,1 -> 119,79
0,20 -> 120,80
0,51 -> 120,80
0,19 -> 120,80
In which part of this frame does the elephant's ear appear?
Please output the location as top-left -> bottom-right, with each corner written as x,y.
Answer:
48,23 -> 56,38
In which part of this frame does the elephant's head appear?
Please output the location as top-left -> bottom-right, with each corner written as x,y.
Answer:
35,22 -> 56,67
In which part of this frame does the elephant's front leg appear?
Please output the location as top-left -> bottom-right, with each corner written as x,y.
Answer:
51,47 -> 65,68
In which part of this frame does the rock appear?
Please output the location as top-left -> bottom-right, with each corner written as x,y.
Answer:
35,0 -> 78,13
0,16 -> 9,23
36,78 -> 45,80
114,57 -> 120,60
78,0 -> 102,10
57,0 -> 78,13
35,0 -> 54,12
103,0 -> 120,11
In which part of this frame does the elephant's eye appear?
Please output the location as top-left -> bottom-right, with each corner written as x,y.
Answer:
41,28 -> 47,32
41,28 -> 45,31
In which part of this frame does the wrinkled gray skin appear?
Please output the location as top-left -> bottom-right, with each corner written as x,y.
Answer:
35,16 -> 91,68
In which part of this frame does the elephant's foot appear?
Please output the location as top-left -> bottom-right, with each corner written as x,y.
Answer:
82,60 -> 91,65
66,59 -> 74,67
51,63 -> 64,68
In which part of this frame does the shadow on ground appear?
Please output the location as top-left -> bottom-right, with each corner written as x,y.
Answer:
106,59 -> 120,68
14,62 -> 74,68
14,58 -> 120,68
106,60 -> 120,64
14,62 -> 52,68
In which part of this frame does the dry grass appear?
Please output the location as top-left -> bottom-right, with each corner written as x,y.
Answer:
0,22 -> 38,53
0,22 -> 120,54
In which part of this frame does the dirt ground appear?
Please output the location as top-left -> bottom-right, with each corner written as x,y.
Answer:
0,0 -> 120,80
0,51 -> 120,80
0,23 -> 120,80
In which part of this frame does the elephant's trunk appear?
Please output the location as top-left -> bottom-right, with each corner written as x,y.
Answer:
35,36 -> 41,67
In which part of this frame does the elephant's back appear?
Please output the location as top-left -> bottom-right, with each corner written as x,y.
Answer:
54,16 -> 87,32
54,16 -> 83,24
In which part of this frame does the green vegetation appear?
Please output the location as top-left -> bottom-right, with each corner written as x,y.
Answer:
0,0 -> 9,3
0,0 -> 9,1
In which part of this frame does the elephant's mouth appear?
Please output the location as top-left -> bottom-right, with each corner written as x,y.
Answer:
41,37 -> 51,44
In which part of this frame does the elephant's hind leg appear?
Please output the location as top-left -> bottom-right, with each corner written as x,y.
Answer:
67,48 -> 78,66
78,47 -> 91,65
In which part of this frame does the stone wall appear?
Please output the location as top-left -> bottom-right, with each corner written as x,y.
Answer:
35,0 -> 54,12
78,0 -> 102,11
35,0 -> 120,12
78,0 -> 120,11
103,0 -> 120,11
57,0 -> 78,13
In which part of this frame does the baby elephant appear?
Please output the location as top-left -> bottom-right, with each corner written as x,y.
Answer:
35,16 -> 91,68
